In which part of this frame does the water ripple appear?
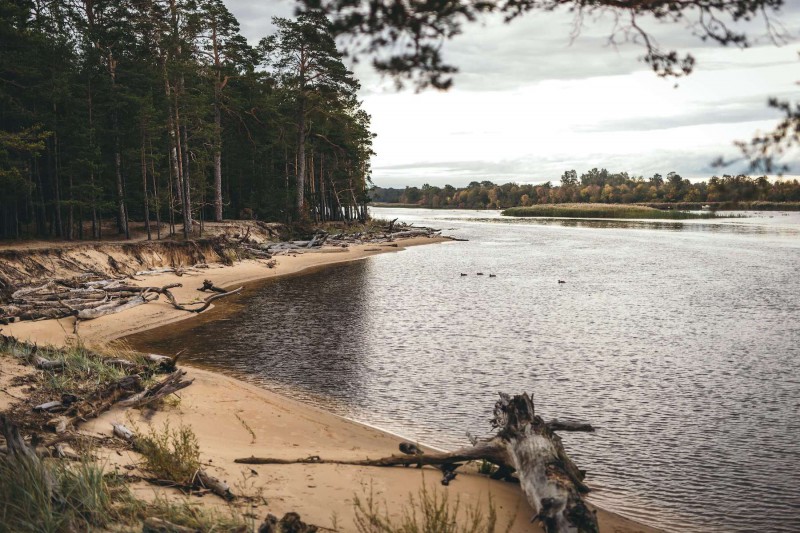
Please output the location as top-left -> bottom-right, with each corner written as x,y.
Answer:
130,208 -> 800,533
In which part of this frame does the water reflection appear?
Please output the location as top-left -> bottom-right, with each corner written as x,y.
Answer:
129,208 -> 800,533
456,216 -> 800,235
134,263 -> 374,405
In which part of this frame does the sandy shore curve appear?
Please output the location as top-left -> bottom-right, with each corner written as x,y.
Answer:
2,237 -> 662,532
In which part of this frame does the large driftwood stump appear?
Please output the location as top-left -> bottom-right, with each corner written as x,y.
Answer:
237,393 -> 598,533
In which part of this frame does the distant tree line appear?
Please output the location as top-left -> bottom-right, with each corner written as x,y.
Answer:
0,2 -> 373,241
371,170 -> 800,210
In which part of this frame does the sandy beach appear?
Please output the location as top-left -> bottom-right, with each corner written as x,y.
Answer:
1,237 -> 661,532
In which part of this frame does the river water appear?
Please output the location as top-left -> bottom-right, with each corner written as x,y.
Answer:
130,207 -> 800,532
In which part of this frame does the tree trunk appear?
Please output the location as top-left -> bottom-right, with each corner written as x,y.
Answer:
180,122 -> 192,238
213,102 -> 223,222
296,99 -> 306,216
149,138 -> 161,240
212,22 -> 223,223
141,128 -> 151,240
110,53 -> 129,239
236,393 -> 599,533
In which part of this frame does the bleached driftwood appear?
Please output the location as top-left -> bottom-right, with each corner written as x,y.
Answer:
236,393 -> 598,533
118,370 -> 193,408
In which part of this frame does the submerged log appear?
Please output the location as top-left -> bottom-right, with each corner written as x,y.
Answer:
236,393 -> 598,533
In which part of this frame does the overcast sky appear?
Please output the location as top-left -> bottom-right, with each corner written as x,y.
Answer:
227,0 -> 799,188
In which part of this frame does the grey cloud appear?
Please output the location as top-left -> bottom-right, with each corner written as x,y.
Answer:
224,0 -> 295,43
576,91 -> 793,133
371,146 -> 752,188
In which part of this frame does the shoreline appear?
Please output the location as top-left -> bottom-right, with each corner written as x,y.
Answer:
1,236 -> 662,532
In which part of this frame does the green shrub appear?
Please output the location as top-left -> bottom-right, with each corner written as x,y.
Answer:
0,454 -> 119,533
136,422 -> 200,485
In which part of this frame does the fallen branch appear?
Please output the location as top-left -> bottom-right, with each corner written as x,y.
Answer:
118,370 -> 193,408
197,279 -> 226,293
237,393 -> 598,533
47,375 -> 143,434
161,286 -> 243,313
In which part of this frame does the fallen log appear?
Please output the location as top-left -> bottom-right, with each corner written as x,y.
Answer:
161,286 -> 242,314
76,293 -> 158,320
33,400 -> 64,412
142,352 -> 182,371
194,469 -> 234,501
197,279 -> 226,293
32,354 -> 66,371
118,370 -> 193,408
47,375 -> 144,434
236,392 -> 598,533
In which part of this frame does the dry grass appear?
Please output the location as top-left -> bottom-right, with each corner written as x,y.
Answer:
353,483 -> 511,533
134,421 -> 201,485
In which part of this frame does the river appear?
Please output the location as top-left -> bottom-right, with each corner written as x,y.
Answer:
129,207 -> 800,532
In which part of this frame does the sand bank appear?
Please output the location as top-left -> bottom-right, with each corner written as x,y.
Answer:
1,237 -> 662,532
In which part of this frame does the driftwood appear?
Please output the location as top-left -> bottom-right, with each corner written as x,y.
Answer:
236,393 -> 598,533
142,352 -> 183,372
47,375 -> 144,434
118,370 -> 193,408
32,354 -> 66,371
198,279 -> 226,293
76,292 -> 159,320
160,285 -> 243,313
194,468 -> 234,501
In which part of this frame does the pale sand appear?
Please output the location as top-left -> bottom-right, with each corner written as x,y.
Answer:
2,238 -> 662,532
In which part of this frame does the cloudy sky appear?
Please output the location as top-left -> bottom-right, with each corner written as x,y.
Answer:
227,0 -> 799,188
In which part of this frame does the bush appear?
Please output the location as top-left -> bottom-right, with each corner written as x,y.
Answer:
136,422 -> 200,485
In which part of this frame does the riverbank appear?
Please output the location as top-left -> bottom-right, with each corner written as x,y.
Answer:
2,236 -> 445,347
1,236 -> 662,532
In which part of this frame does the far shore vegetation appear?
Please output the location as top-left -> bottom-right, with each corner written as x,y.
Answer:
370,170 -> 800,211
502,204 -> 718,219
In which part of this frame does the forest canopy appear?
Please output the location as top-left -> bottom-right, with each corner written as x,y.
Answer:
371,171 -> 800,209
0,1 -> 375,240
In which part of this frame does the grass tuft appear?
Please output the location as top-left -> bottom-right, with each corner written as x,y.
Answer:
135,421 -> 201,485
353,483 -> 508,533
0,454 -> 121,533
